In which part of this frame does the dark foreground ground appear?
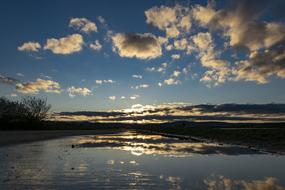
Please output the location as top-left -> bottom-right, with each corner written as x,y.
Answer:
0,121 -> 285,154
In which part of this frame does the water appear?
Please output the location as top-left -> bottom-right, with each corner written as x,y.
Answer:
0,131 -> 285,190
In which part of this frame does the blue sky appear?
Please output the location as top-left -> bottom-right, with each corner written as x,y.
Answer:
1,0 -> 285,112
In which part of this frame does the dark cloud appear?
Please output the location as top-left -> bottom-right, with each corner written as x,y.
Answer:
56,103 -> 285,123
111,33 -> 163,59
58,111 -> 127,117
180,104 -> 285,114
0,74 -> 19,85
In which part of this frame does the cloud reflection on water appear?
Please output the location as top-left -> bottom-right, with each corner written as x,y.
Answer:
75,132 -> 262,156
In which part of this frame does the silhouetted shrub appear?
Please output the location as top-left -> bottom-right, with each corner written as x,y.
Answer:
21,97 -> 51,122
0,96 -> 51,125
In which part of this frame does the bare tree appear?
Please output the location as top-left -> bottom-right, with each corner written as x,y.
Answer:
21,97 -> 51,121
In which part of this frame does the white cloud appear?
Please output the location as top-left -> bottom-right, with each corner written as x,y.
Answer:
133,84 -> 149,89
121,96 -> 126,99
146,67 -> 156,72
109,96 -> 116,100
173,38 -> 188,50
171,54 -> 181,60
97,16 -> 106,25
172,70 -> 181,77
164,78 -> 181,85
147,62 -> 168,73
67,86 -> 92,97
111,33 -> 162,59
69,17 -> 97,33
16,79 -> 61,94
16,73 -> 24,77
130,94 -> 140,100
145,5 -> 192,39
18,42 -> 41,52
44,34 -> 84,55
95,79 -> 115,85
132,74 -> 142,79
89,40 -> 102,51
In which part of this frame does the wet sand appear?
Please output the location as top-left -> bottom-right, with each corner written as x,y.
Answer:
0,130 -> 123,147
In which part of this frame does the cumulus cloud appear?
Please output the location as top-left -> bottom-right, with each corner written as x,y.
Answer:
196,1 -> 285,52
0,74 -> 18,85
145,5 -> 192,38
44,34 -> 84,55
133,84 -> 149,89
130,94 -> 140,100
233,49 -> 285,84
191,32 -> 230,85
69,17 -> 97,33
164,78 -> 181,85
192,1 -> 285,84
111,33 -> 162,59
171,54 -> 181,60
132,74 -> 142,79
89,40 -> 102,51
204,176 -> 285,190
16,79 -> 61,94
67,86 -> 92,97
172,70 -> 181,77
109,96 -> 116,100
18,42 -> 41,52
173,38 -> 188,50
95,79 -> 116,85
146,62 -> 168,73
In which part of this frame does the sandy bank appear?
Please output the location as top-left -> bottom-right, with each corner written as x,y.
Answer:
0,130 -> 123,147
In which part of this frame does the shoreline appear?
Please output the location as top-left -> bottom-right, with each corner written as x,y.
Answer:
0,130 -> 124,147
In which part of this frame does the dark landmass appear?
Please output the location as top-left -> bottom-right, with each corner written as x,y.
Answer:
0,120 -> 285,154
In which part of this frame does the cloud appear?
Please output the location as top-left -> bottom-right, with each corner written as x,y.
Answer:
130,94 -> 140,100
16,79 -> 61,94
146,67 -> 156,72
173,38 -> 188,50
69,17 -> 97,33
172,70 -> 181,77
171,54 -> 180,60
111,33 -> 162,59
164,78 -> 181,85
109,96 -> 116,100
204,176 -> 285,190
191,32 -> 230,85
146,62 -> 168,73
233,49 -> 285,84
67,86 -> 92,97
18,42 -> 41,52
0,74 -> 19,85
54,103 -> 285,123
16,73 -> 24,77
199,1 -> 285,52
142,2 -> 285,86
133,84 -> 149,89
97,16 -> 106,25
132,75 -> 142,79
95,79 -> 115,85
145,5 -> 192,38
89,40 -> 102,51
44,34 -> 84,55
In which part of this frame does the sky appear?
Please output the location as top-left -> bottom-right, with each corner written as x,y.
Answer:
1,0 -> 285,113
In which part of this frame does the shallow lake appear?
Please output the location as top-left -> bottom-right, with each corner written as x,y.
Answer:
0,131 -> 285,190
